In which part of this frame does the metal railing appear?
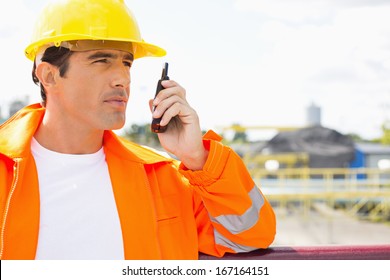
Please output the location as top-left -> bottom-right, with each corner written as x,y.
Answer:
202,167 -> 390,260
251,168 -> 390,221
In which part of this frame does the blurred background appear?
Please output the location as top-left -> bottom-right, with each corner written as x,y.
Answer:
1,0 -> 390,246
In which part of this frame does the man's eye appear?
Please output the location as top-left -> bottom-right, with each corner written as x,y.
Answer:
123,61 -> 132,68
94,59 -> 108,63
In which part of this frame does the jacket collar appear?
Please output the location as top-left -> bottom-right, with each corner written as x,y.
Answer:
0,103 -> 172,165
0,103 -> 44,159
103,130 -> 173,164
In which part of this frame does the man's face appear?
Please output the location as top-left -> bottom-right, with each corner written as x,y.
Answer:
53,49 -> 133,131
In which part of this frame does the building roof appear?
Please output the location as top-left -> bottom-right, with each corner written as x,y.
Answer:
262,126 -> 355,168
355,143 -> 390,155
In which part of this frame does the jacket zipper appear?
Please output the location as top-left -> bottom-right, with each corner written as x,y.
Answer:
0,158 -> 21,259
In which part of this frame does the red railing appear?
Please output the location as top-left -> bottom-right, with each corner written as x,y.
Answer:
199,245 -> 390,260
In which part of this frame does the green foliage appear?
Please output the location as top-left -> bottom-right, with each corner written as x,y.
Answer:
381,121 -> 390,145
123,123 -> 161,148
231,123 -> 248,143
232,131 -> 248,143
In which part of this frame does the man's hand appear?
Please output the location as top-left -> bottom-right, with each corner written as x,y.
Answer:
149,80 -> 208,170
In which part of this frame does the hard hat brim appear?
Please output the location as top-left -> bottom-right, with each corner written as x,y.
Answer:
25,36 -> 166,61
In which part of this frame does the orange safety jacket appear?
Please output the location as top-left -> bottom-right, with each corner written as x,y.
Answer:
0,104 -> 276,260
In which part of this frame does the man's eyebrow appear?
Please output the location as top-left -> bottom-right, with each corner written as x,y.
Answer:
123,53 -> 134,61
87,51 -> 134,61
87,51 -> 117,60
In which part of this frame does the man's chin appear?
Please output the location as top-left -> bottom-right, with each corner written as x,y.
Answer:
104,117 -> 126,131
110,122 -> 125,131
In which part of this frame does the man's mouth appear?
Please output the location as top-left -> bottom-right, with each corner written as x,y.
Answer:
104,96 -> 128,108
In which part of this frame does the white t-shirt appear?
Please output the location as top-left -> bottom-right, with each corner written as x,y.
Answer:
31,138 -> 124,260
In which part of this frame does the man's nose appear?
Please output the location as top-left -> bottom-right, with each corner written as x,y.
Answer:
111,66 -> 130,88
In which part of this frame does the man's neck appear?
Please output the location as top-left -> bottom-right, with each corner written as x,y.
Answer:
34,112 -> 104,155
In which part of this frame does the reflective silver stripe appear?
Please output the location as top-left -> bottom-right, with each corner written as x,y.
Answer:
214,229 -> 258,253
211,186 -> 264,234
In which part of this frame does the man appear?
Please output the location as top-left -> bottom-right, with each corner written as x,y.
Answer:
0,0 -> 276,260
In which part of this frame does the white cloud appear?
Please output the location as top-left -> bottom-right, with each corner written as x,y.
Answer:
234,0 -> 331,22
234,0 -> 390,22
0,0 -> 41,115
230,0 -> 390,138
0,0 -> 35,36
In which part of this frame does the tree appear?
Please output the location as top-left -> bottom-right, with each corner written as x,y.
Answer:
381,121 -> 390,145
232,124 -> 248,143
123,123 -> 160,148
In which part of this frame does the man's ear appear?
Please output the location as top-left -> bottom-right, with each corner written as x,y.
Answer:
35,62 -> 58,89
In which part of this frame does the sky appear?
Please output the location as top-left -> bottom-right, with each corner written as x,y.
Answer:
1,0 -> 390,140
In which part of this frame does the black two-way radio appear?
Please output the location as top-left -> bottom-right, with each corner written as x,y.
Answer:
151,62 -> 169,133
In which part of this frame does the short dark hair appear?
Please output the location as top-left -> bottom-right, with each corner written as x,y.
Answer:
32,46 -> 74,107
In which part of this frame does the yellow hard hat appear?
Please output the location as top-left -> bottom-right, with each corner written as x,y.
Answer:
25,0 -> 166,61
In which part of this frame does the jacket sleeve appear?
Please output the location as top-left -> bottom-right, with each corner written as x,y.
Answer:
179,131 -> 276,257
